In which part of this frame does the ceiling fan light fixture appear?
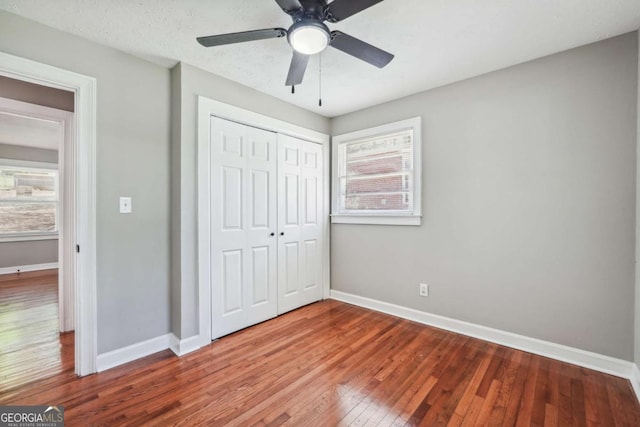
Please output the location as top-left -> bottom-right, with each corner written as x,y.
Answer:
288,20 -> 330,55
197,0 -> 394,88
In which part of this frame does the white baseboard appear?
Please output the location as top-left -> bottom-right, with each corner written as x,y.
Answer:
169,333 -> 206,356
0,262 -> 58,275
96,334 -> 171,372
330,290 -> 635,380
631,363 -> 640,402
95,332 -> 209,372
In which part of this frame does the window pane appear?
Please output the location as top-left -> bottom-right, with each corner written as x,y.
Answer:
344,192 -> 411,210
0,165 -> 58,235
0,168 -> 57,201
0,202 -> 57,233
340,130 -> 413,212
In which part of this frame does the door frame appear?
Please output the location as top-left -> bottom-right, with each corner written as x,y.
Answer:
197,96 -> 330,345
0,51 -> 98,376
0,96 -> 74,333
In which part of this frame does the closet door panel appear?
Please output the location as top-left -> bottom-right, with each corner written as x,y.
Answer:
278,134 -> 323,314
250,245 -> 270,305
211,117 -> 278,339
221,249 -> 243,314
245,126 -> 278,325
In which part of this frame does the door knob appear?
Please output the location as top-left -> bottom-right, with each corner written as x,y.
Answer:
270,232 -> 275,237
280,232 -> 284,236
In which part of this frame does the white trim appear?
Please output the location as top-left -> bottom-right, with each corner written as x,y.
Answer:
0,262 -> 58,275
96,334 -> 171,372
0,158 -> 58,169
631,363 -> 640,403
330,290 -> 635,379
0,234 -> 58,243
73,60 -> 98,377
322,126 -> 331,300
169,333 -> 205,357
197,96 -> 331,345
331,214 -> 422,226
199,98 -> 329,143
331,117 -> 422,226
635,30 -> 640,408
98,333 -> 209,372
58,109 -> 75,334
0,50 -> 98,376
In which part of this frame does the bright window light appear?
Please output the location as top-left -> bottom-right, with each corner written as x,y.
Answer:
0,161 -> 59,237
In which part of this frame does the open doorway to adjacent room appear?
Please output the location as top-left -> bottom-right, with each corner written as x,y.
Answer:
0,77 -> 75,390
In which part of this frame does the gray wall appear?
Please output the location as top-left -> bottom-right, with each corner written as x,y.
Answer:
0,142 -> 57,163
0,10 -> 171,354
0,75 -> 74,112
172,63 -> 330,338
331,33 -> 638,360
0,240 -> 58,268
0,143 -> 59,269
170,62 -> 182,337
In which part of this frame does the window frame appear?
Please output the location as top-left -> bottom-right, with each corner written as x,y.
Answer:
0,158 -> 60,242
331,117 -> 422,226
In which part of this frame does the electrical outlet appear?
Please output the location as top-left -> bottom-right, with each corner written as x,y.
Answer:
419,283 -> 429,297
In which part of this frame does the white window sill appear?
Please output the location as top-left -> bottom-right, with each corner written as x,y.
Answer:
331,215 -> 421,226
0,233 -> 59,243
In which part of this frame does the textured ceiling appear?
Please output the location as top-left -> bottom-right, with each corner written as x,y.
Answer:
0,112 -> 61,150
1,0 -> 639,117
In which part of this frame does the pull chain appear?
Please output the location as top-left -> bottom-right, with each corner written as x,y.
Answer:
318,53 -> 322,107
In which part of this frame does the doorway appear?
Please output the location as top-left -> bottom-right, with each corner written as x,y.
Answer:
0,51 -> 97,376
0,95 -> 74,331
0,94 -> 75,388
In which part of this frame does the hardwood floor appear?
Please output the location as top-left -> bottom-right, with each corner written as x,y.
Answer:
0,269 -> 73,392
1,270 -> 639,426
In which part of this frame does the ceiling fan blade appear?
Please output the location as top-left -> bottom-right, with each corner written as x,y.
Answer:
330,31 -> 394,68
274,0 -> 303,14
285,51 -> 310,86
325,0 -> 384,23
197,28 -> 287,47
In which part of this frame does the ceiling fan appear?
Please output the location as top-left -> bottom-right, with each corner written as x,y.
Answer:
197,0 -> 394,87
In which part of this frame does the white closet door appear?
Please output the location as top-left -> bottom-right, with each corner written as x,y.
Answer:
210,117 -> 278,339
277,134 -> 324,314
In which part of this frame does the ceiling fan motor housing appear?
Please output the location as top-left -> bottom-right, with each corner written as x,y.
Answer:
293,0 -> 329,20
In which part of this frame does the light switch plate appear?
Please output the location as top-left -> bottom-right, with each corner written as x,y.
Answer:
419,283 -> 429,297
119,197 -> 132,214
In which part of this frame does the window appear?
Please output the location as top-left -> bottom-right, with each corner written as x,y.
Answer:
0,160 -> 59,240
332,117 -> 422,225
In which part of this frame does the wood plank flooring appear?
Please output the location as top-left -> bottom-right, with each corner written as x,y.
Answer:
1,270 -> 639,426
0,269 -> 73,392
